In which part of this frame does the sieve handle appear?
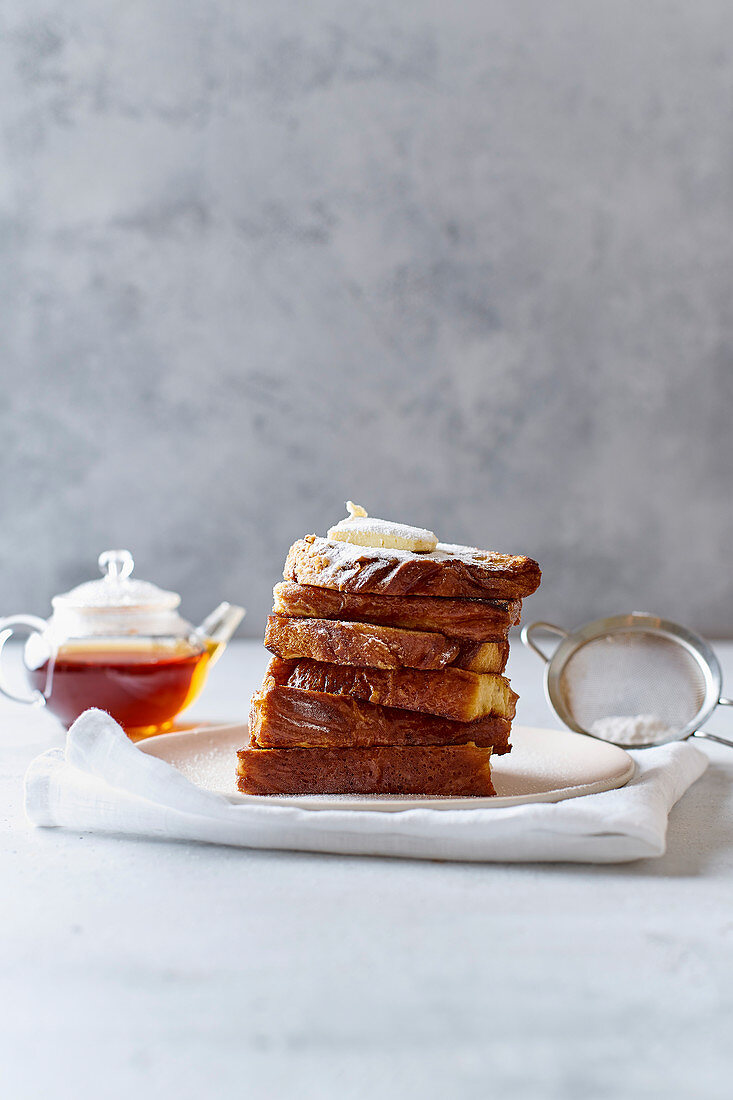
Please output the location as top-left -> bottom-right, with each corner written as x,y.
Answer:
521,621 -> 569,664
693,697 -> 733,750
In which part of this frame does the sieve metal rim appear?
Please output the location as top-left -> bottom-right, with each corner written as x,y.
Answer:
522,612 -> 723,745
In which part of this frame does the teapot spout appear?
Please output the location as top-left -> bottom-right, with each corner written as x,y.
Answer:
196,602 -> 246,664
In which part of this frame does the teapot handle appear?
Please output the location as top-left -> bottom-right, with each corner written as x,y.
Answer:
0,615 -> 48,706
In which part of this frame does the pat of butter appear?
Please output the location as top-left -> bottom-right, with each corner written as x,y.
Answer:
328,502 -> 438,553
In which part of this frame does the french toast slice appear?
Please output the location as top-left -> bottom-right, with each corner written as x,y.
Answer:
268,657 -> 518,722
236,743 -> 495,796
250,683 -> 512,751
265,613 -> 459,669
273,582 -> 520,642
265,615 -> 509,673
284,535 -> 541,599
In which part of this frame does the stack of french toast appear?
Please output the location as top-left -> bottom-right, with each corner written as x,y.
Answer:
237,505 -> 541,797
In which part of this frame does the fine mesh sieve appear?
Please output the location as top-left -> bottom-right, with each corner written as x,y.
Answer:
521,613 -> 733,749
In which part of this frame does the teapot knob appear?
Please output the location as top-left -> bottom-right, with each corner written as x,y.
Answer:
98,549 -> 134,581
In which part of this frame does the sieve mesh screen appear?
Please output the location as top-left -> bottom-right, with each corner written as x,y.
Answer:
557,631 -> 707,737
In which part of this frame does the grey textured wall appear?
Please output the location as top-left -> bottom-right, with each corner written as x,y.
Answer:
1,1 -> 732,638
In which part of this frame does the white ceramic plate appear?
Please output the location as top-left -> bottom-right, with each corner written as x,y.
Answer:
139,723 -> 635,812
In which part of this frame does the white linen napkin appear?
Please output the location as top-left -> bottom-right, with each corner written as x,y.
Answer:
24,709 -> 708,863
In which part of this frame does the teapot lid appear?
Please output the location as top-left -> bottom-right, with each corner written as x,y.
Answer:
52,550 -> 181,612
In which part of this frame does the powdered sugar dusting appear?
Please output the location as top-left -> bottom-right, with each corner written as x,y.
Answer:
142,725 -> 633,808
590,714 -> 673,746
327,504 -> 438,552
329,516 -> 437,541
173,745 -> 241,795
309,535 -> 490,566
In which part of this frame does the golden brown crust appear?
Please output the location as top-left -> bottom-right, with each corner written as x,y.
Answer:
265,614 -> 460,669
250,683 -> 512,751
273,582 -> 520,642
452,640 -> 510,673
284,535 -> 541,599
236,743 -> 495,796
266,614 -> 509,673
267,657 -> 518,722
264,616 -> 508,673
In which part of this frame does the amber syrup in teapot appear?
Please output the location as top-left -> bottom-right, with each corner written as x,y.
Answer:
28,639 -> 216,736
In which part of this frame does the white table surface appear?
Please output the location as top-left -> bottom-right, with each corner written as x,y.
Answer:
3,637 -> 733,1100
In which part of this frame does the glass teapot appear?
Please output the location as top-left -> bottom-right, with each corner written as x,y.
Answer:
0,550 -> 245,736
